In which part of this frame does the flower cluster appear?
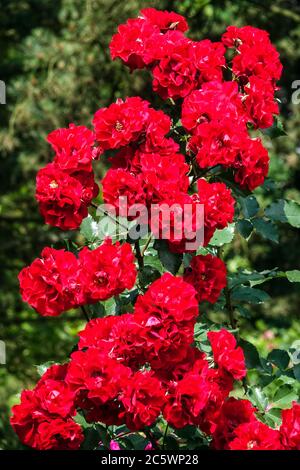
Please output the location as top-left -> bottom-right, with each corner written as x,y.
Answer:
11,364 -> 83,450
36,124 -> 99,230
13,269 -> 300,450
111,13 -> 282,191
13,8 -> 298,453
18,239 -> 137,316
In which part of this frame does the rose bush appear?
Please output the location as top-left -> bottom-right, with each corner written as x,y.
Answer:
12,8 -> 300,450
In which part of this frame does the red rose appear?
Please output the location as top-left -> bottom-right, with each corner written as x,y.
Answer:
140,152 -> 189,204
140,8 -> 188,33
110,18 -> 162,70
36,163 -> 89,230
194,179 -> 235,245
78,238 -> 137,303
93,97 -> 150,150
163,359 -> 210,428
243,76 -> 279,129
182,81 -> 247,134
47,123 -> 96,174
234,137 -> 269,191
192,39 -> 225,83
188,119 -> 248,169
36,418 -> 84,450
228,419 -> 282,450
280,402 -> 300,450
134,273 -> 198,368
119,371 -> 165,430
66,348 -> 131,425
18,247 -> 81,316
211,397 -> 257,449
78,314 -> 145,369
152,31 -> 197,100
101,168 -> 146,217
207,329 -> 246,380
184,254 -> 227,303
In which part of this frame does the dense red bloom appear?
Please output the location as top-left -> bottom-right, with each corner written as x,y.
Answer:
152,31 -> 197,100
222,25 -> 282,85
222,25 -> 270,48
188,119 -> 248,168
182,81 -> 246,134
101,168 -> 145,217
192,39 -> 225,83
66,348 -> 131,424
36,163 -> 90,230
150,192 -> 204,254
211,398 -> 257,449
228,419 -> 282,450
47,124 -> 96,173
208,329 -> 246,380
163,359 -> 210,428
93,97 -> 150,150
78,314 -> 145,369
10,366 -> 82,450
119,371 -> 165,430
110,18 -> 162,70
36,418 -> 84,450
79,239 -> 137,303
194,179 -> 235,245
232,42 -> 282,85
243,76 -> 279,129
234,138 -> 269,191
197,367 -> 234,435
184,254 -> 227,303
280,402 -> 300,450
18,247 -> 80,316
140,152 -> 189,203
134,273 -> 199,368
140,8 -> 188,33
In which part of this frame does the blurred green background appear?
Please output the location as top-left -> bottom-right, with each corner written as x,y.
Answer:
0,0 -> 299,449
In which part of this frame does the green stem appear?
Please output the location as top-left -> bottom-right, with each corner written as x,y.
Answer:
224,286 -> 236,329
80,305 -> 90,322
162,424 -> 169,450
141,234 -> 153,257
135,240 -> 144,269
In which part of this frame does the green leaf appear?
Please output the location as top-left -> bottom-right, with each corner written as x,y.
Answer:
80,215 -> 99,243
239,195 -> 259,219
248,387 -> 268,412
293,364 -> 300,381
267,349 -> 290,370
286,270 -> 300,282
209,223 -> 235,246
154,239 -> 183,275
239,339 -> 262,369
266,199 -> 300,228
36,361 -> 57,376
232,286 -> 270,304
139,265 -> 161,288
252,218 -> 279,243
284,200 -> 300,228
236,219 -> 253,239
81,426 -> 102,450
271,385 -> 298,408
262,116 -> 287,138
